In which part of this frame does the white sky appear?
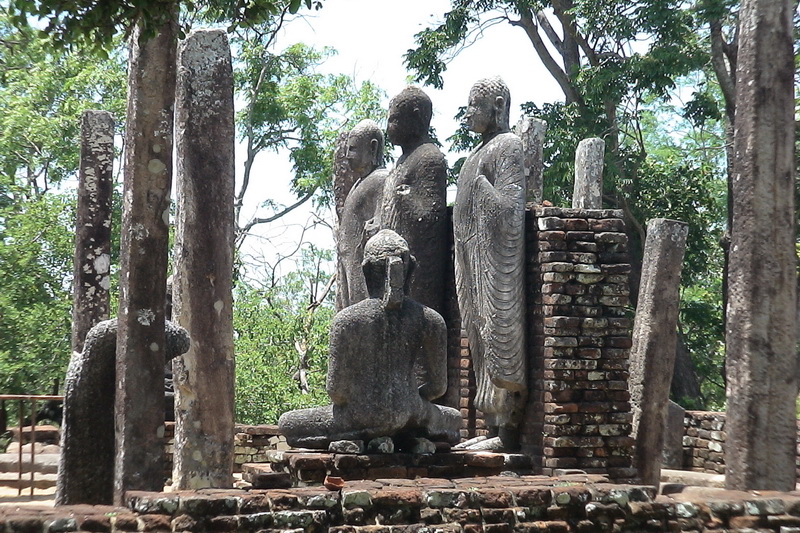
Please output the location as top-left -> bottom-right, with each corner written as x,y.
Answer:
234,0 -> 564,278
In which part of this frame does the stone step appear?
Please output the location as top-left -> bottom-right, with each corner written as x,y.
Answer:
241,463 -> 291,489
5,442 -> 60,454
0,453 -> 60,474
0,471 -> 57,489
8,425 -> 60,445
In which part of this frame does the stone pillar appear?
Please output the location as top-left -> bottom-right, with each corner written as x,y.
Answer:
572,138 -> 604,209
523,207 -> 635,481
725,0 -> 797,492
628,218 -> 688,486
661,401 -> 686,469
114,17 -> 177,504
71,110 -> 114,354
514,117 -> 547,204
172,29 -> 236,490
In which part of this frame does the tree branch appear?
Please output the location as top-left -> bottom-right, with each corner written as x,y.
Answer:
534,10 -> 563,52
307,272 -> 335,312
237,188 -> 316,238
709,18 -> 736,122
511,12 -> 582,104
550,0 -> 598,66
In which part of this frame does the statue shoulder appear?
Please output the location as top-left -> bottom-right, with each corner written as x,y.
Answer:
420,303 -> 446,331
493,131 -> 524,153
416,142 -> 447,165
332,300 -> 383,332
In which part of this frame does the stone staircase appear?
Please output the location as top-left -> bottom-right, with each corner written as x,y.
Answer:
0,426 -> 60,491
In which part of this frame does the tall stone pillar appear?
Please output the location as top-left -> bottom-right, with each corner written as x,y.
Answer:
172,29 -> 236,489
572,138 -> 604,209
629,218 -> 688,486
725,0 -> 797,491
514,117 -> 547,204
114,17 -> 178,504
71,110 -> 114,354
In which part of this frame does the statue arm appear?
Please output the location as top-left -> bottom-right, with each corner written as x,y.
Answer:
417,308 -> 448,401
479,137 -> 526,210
326,310 -> 359,405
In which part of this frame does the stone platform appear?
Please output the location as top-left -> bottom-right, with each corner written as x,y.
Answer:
256,450 -> 533,487
5,474 -> 800,532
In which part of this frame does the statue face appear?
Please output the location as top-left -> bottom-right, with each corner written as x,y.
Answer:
464,93 -> 495,134
345,134 -> 376,178
387,101 -> 424,146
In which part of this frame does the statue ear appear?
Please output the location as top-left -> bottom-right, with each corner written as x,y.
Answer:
403,254 -> 417,294
370,138 -> 380,163
494,95 -> 505,113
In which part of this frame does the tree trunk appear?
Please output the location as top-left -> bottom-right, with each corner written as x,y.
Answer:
114,14 -> 178,504
724,0 -> 796,491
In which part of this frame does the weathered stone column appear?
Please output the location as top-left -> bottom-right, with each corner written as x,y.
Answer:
172,29 -> 236,489
114,17 -> 178,504
572,138 -> 604,209
71,110 -> 114,354
725,0 -> 797,491
629,218 -> 688,486
514,117 -> 547,204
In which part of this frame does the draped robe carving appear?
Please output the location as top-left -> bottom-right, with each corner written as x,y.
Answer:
453,131 -> 527,429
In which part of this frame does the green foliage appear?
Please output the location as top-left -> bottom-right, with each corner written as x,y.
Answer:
0,14 -> 126,395
234,246 -> 334,424
234,37 -> 385,209
7,0 -> 322,52
0,15 -> 127,201
0,192 -> 74,394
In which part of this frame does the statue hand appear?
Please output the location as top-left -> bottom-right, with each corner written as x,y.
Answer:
363,217 -> 379,241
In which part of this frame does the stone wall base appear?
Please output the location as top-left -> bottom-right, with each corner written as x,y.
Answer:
262,450 -> 533,486
6,475 -> 800,532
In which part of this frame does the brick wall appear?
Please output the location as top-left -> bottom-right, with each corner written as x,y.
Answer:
164,423 -> 285,475
521,207 -> 635,481
681,410 -> 800,479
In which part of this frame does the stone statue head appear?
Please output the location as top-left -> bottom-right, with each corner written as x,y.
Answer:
386,87 -> 432,147
362,229 -> 416,309
346,119 -> 384,179
465,76 -> 511,135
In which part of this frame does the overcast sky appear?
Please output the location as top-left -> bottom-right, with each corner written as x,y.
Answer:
237,0 -> 564,277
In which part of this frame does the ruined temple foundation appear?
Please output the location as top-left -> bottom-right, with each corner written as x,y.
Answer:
8,477 -> 800,532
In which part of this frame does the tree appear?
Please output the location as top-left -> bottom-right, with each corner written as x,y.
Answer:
7,0 -> 322,51
0,12 -> 126,395
406,0 -> 727,406
234,245 -> 334,424
0,192 -> 74,394
231,28 -> 385,247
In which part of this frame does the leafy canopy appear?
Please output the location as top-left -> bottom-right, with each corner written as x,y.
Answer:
7,0 -> 322,51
